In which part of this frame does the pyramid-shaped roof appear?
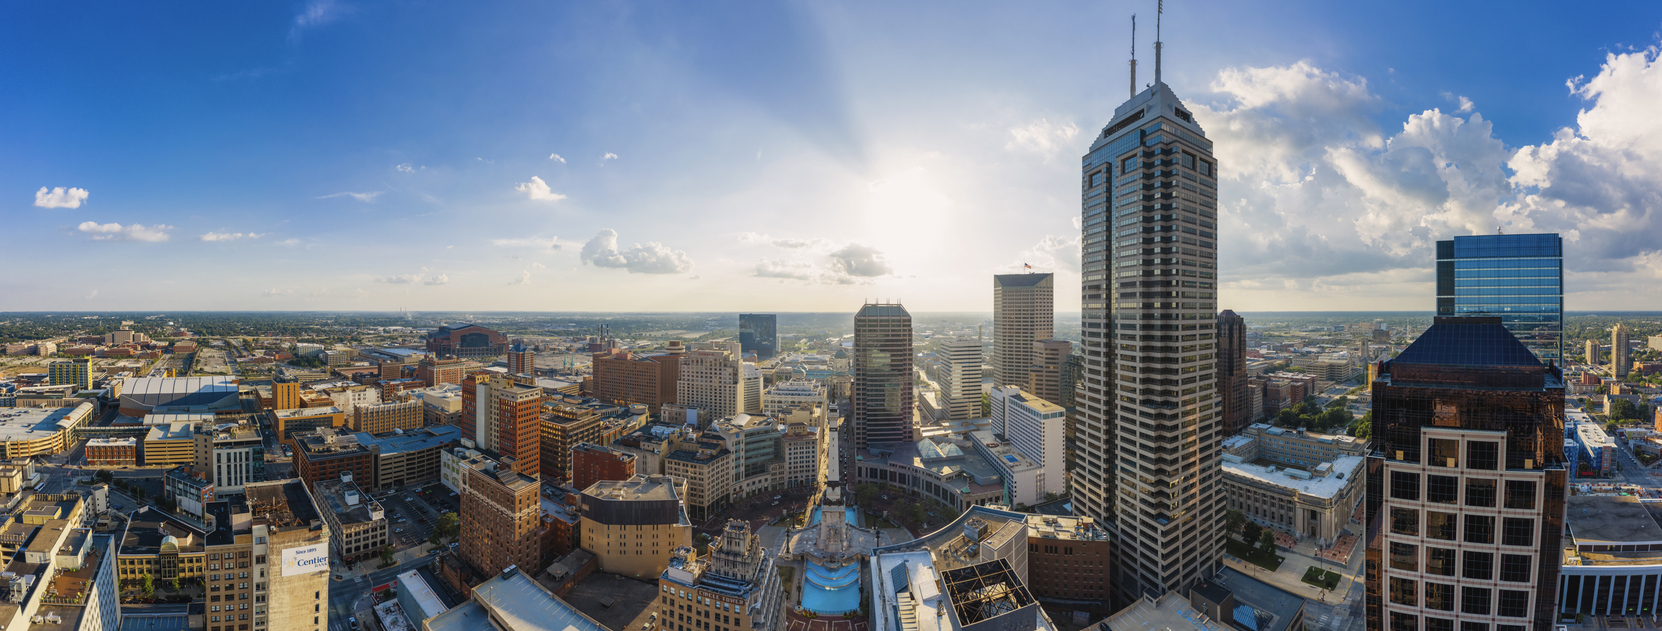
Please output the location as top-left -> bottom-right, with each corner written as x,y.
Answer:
1392,317 -> 1543,368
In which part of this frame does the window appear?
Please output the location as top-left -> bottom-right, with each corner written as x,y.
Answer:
1198,160 -> 1212,176
1501,518 -> 1534,547
1465,479 -> 1496,507
1426,511 -> 1457,540
1462,586 -> 1492,615
1504,480 -> 1536,509
1430,438 -> 1460,467
1391,508 -> 1418,536
1498,590 -> 1529,617
1391,613 -> 1418,631
1427,548 -> 1456,576
1426,618 -> 1454,631
1391,472 -> 1421,501
1499,554 -> 1532,582
1463,551 -> 1493,580
1390,577 -> 1418,606
1427,475 -> 1458,503
1464,515 -> 1495,544
1181,152 -> 1196,170
1467,441 -> 1499,470
1425,582 -> 1455,611
1390,543 -> 1418,571
1462,623 -> 1490,631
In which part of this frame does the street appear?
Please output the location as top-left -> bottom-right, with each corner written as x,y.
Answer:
327,555 -> 438,631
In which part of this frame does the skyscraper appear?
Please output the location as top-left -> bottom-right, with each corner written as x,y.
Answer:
1584,339 -> 1599,367
460,455 -> 543,578
852,303 -> 914,450
993,274 -> 1055,388
507,342 -> 535,376
1613,323 -> 1631,378
1217,310 -> 1249,435
739,313 -> 778,360
462,373 -> 544,477
1026,339 -> 1072,405
1435,233 -> 1564,363
935,335 -> 982,421
1077,25 -> 1223,602
1365,316 -> 1566,631
677,348 -> 744,420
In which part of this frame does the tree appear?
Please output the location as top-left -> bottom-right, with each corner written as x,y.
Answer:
380,547 -> 396,567
141,574 -> 155,599
1611,398 -> 1640,421
1224,509 -> 1246,538
980,392 -> 991,418
1352,411 -> 1373,441
1259,529 -> 1277,552
853,483 -> 879,506
168,577 -> 180,592
1242,522 -> 1263,545
435,512 -> 460,540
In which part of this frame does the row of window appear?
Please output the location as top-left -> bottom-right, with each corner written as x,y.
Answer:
1389,472 -> 1536,509
1387,582 -> 1531,616
1389,508 -> 1536,546
1389,542 -> 1533,581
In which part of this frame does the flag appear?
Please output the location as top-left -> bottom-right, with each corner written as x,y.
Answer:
1023,263 -> 1032,270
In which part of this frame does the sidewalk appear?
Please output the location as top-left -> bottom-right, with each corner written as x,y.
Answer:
336,542 -> 438,581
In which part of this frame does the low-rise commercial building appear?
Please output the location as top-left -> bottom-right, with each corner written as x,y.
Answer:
0,401 -> 93,459
1222,454 -> 1363,541
314,476 -> 389,562
194,420 -> 266,494
164,465 -> 215,520
579,475 -> 693,579
353,399 -> 424,435
570,443 -> 636,493
143,421 -> 197,466
86,437 -> 138,466
424,565 -> 610,631
269,406 -> 346,447
293,427 -> 374,494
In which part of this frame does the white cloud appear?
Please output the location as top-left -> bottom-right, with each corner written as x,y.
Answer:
829,243 -> 892,277
739,232 -> 833,250
750,242 -> 894,285
492,236 -> 563,250
580,229 -> 694,274
34,186 -> 89,209
199,232 -> 264,242
263,288 -> 293,296
375,273 -> 424,284
549,154 -> 566,163
77,221 -> 172,242
395,163 -> 423,173
602,152 -> 619,160
290,0 -> 342,40
532,262 -> 546,269
425,274 -> 449,285
317,191 -> 383,202
508,270 -> 531,285
86,289 -> 98,300
514,176 -> 567,202
276,238 -> 301,247
1005,118 -> 1080,157
1007,234 -> 1080,273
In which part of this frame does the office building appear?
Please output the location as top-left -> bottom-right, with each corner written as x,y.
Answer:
269,406 -> 347,447
459,456 -> 542,578
542,405 -> 604,484
934,335 -> 982,421
781,409 -> 823,489
245,478 -> 333,631
852,303 -> 914,449
1218,310 -> 1250,435
1435,233 -> 1564,363
416,354 -> 468,388
677,348 -> 744,421
740,362 -> 762,414
194,420 -> 266,494
1615,324 -> 1632,378
316,382 -> 381,415
272,381 -> 302,411
1079,46 -> 1223,600
439,446 -> 494,495
989,386 -> 1065,499
292,427 -> 374,493
143,421 -> 197,466
1557,495 -> 1662,617
49,357 -> 91,390
314,475 -> 389,562
592,347 -> 682,410
1026,339 -> 1071,406
658,520 -> 783,631
579,474 -> 694,579
353,399 -> 424,435
739,313 -> 779,360
507,342 -> 535,376
425,323 -> 508,358
993,273 -> 1055,388
664,431 -> 735,521
1025,514 -> 1113,603
164,465 -> 215,519
570,443 -> 636,493
86,437 -> 137,466
354,425 -> 464,490
1365,316 -> 1567,631
761,379 -> 829,417
463,373 -> 544,477
1222,454 -> 1363,541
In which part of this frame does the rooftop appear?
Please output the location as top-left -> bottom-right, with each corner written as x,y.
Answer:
120,507 -> 206,556
272,405 -> 344,419
426,568 -> 609,631
1220,455 -> 1363,500
1096,592 -> 1229,631
245,478 -> 321,531
1195,567 -> 1306,631
145,422 -> 196,442
352,424 -> 464,454
582,475 -> 679,502
1392,316 -> 1544,368
0,402 -> 92,440
855,303 -> 910,318
1566,495 -> 1662,546
992,273 -> 1053,287
314,478 -> 384,526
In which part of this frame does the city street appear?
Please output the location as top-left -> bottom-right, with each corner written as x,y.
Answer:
327,555 -> 438,631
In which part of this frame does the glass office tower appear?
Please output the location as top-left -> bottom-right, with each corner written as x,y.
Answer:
1435,234 -> 1563,363
738,313 -> 778,360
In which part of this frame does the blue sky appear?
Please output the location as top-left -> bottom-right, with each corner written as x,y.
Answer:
4,1 -> 1661,312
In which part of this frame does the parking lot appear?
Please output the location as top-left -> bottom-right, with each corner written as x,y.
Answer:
372,481 -> 458,550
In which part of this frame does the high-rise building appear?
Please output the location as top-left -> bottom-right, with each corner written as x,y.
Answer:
245,478 -> 333,631
462,373 -> 544,477
578,475 -> 694,580
1613,323 -> 1631,378
272,381 -> 301,411
1026,339 -> 1072,404
989,386 -> 1065,498
1217,310 -> 1250,435
934,335 -> 982,421
993,274 -> 1055,388
1078,37 -> 1223,602
193,420 -> 266,494
739,313 -> 778,360
1436,233 -> 1563,363
656,519 -> 784,631
852,303 -> 914,449
592,347 -> 682,410
49,357 -> 91,390
506,343 -> 535,377
459,456 -> 542,579
1365,316 -> 1567,631
677,348 -> 744,421
416,354 -> 467,387
741,363 -> 762,414
1585,339 -> 1600,366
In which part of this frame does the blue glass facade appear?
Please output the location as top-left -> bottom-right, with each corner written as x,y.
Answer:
1435,233 -> 1563,362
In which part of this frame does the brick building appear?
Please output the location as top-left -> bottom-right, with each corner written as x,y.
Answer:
459,457 -> 542,578
591,348 -> 682,410
570,443 -> 636,493
292,427 -> 374,492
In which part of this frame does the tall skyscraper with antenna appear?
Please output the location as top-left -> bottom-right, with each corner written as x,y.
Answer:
1075,3 -> 1224,604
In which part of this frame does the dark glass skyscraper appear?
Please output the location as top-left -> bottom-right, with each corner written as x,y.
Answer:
1435,233 -> 1563,363
738,313 -> 778,360
1217,310 -> 1248,435
852,303 -> 913,450
1365,316 -> 1566,631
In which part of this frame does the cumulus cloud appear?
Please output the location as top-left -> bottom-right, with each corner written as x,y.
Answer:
375,273 -> 424,284
508,270 -> 531,285
263,288 -> 293,296
425,274 -> 449,285
395,163 -> 423,173
1007,234 -> 1081,273
317,191 -> 383,202
829,243 -> 892,277
580,229 -> 694,274
77,221 -> 172,242
549,154 -> 566,163
750,242 -> 894,284
515,176 -> 567,202
602,152 -> 618,161
492,236 -> 563,250
199,232 -> 264,242
290,0 -> 344,41
1006,118 -> 1080,157
34,186 -> 89,209
532,262 -> 546,269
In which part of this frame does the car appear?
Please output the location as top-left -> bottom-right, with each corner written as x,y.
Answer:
349,617 -> 359,630
397,518 -> 407,523
395,528 -> 404,533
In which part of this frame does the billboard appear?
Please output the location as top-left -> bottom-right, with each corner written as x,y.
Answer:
282,543 -> 329,576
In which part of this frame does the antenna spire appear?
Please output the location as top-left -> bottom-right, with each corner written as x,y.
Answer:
1129,15 -> 1137,98
1154,0 -> 1163,85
